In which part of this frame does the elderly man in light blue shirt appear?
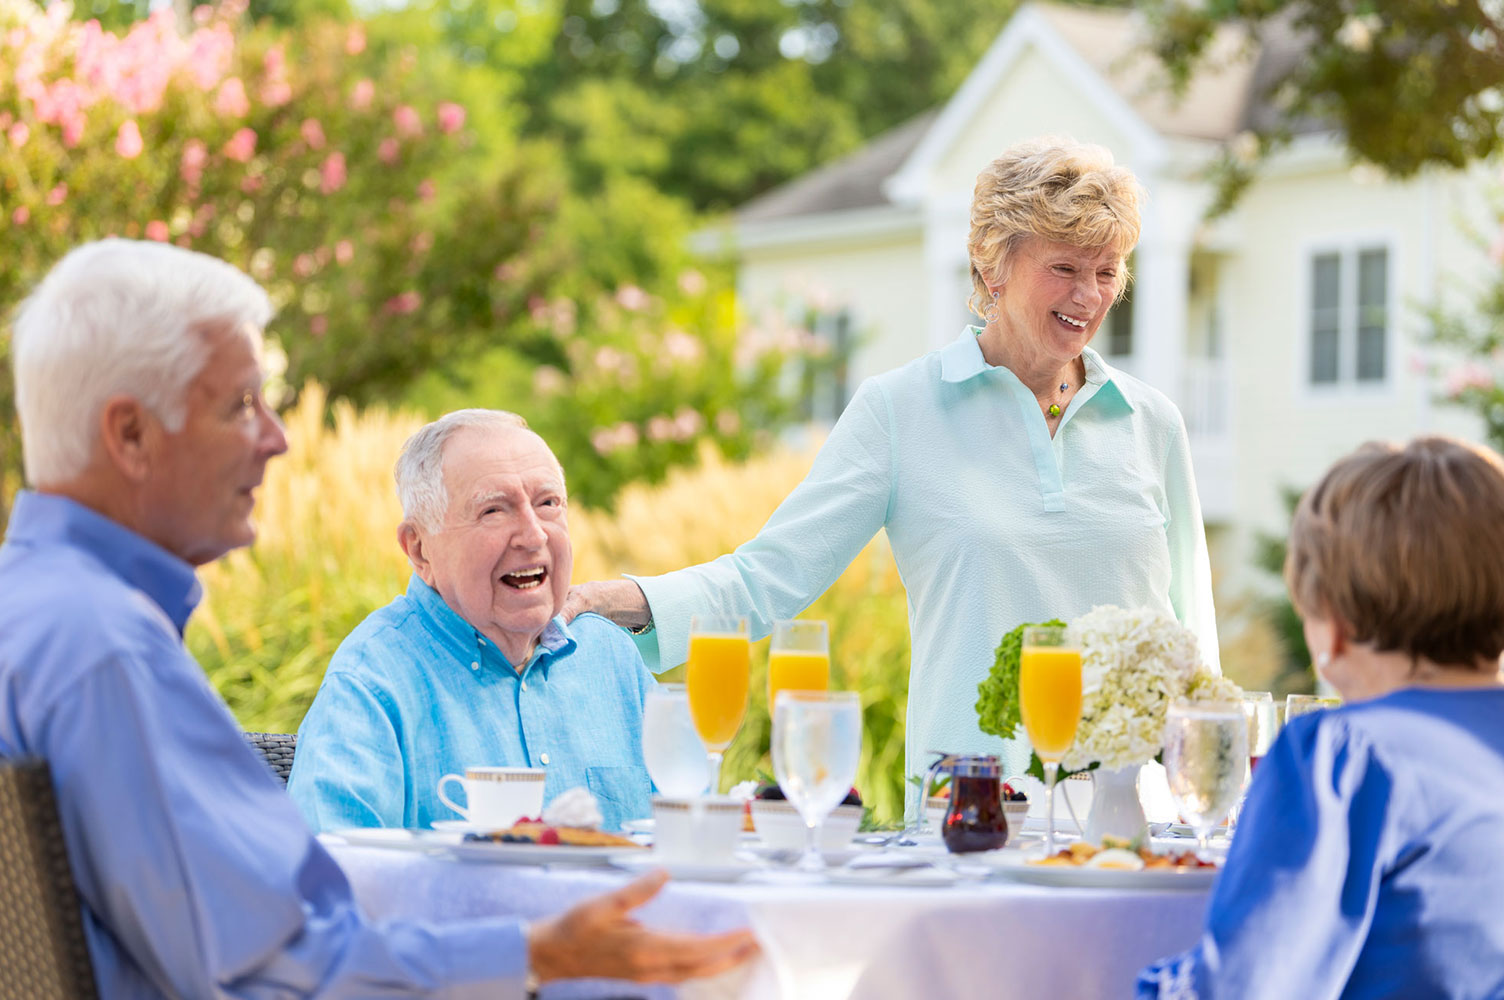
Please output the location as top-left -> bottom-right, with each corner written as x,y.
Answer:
289,411 -> 655,832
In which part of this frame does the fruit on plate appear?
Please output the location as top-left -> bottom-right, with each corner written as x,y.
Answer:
464,820 -> 641,849
755,782 -> 862,807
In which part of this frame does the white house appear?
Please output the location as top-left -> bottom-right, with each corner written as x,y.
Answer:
716,2 -> 1495,602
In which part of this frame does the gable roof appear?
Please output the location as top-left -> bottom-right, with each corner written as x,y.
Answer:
738,2 -> 1312,224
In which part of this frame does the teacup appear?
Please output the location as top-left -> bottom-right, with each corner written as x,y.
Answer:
652,796 -> 743,864
437,767 -> 546,828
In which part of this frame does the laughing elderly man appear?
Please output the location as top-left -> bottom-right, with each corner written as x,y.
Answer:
288,411 -> 655,832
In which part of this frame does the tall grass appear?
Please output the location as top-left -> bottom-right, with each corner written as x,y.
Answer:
194,388 -> 1277,827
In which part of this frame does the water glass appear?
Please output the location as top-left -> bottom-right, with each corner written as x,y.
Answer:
772,689 -> 862,872
1019,625 -> 1082,856
1164,701 -> 1248,859
685,614 -> 750,794
1285,693 -> 1341,721
642,684 -> 708,797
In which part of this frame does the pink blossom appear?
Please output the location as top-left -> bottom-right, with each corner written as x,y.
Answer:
594,346 -> 628,375
115,119 -> 144,159
678,269 -> 707,295
662,330 -> 702,363
335,240 -> 354,265
293,253 -> 317,278
320,152 -> 347,195
672,408 -> 704,440
533,366 -> 567,396
1444,362 -> 1495,398
1489,227 -> 1504,267
240,173 -> 263,194
310,315 -> 329,337
144,220 -> 169,242
350,78 -> 375,111
263,45 -> 285,75
437,102 -> 466,134
383,291 -> 423,315
647,415 -> 675,443
12,206 -> 29,226
410,231 -> 434,255
0,113 -> 11,131
223,127 -> 257,163
259,80 -> 292,107
180,139 -> 208,186
45,183 -> 66,206
377,138 -> 400,164
393,105 -> 422,138
215,77 -> 249,117
715,410 -> 741,435
345,25 -> 366,55
6,122 -> 28,148
615,285 -> 651,311
417,179 -> 436,201
300,118 -> 326,150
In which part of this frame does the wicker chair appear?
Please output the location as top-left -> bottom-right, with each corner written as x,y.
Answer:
0,758 -> 100,1000
243,732 -> 298,785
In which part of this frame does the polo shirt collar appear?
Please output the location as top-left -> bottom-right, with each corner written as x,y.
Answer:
3,490 -> 202,634
404,574 -> 577,673
937,327 -> 1136,412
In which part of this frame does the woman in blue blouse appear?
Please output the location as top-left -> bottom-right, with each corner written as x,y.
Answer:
567,137 -> 1219,796
1139,436 -> 1504,999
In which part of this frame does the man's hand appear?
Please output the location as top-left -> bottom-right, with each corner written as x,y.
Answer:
527,870 -> 759,983
561,580 -> 652,629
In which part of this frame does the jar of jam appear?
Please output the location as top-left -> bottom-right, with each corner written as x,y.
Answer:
924,753 -> 1009,853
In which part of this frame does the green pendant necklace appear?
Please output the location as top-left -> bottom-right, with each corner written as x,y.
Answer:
1047,380 -> 1069,418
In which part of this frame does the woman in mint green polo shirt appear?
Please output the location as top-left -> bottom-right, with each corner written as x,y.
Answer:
566,136 -> 1219,812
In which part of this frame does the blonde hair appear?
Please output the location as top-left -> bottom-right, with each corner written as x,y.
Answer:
966,137 -> 1145,320
1285,436 -> 1504,670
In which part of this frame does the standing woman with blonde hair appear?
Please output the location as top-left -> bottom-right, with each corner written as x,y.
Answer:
1140,436 -> 1504,999
568,136 -> 1219,807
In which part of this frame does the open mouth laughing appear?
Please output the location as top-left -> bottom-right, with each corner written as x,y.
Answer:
500,566 -> 548,591
1053,311 -> 1088,329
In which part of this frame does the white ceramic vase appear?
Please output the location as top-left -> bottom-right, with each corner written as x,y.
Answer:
1083,764 -> 1148,844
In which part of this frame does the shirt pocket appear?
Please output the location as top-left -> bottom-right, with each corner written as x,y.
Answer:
585,765 -> 653,831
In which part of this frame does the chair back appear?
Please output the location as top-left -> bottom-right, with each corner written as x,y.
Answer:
0,758 -> 100,1000
243,732 -> 298,785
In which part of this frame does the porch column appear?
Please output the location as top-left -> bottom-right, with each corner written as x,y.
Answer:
1130,179 -> 1200,407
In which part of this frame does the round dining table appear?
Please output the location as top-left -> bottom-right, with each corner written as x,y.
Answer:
326,837 -> 1210,1000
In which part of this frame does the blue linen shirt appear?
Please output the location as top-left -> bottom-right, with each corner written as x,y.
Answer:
630,329 -> 1219,798
0,491 -> 527,999
288,575 -> 655,833
1138,687 -> 1504,999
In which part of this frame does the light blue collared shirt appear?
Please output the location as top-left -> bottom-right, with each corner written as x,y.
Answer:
289,576 -> 655,832
0,491 -> 527,999
630,329 -> 1219,805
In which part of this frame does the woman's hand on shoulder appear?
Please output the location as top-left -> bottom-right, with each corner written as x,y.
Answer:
562,580 -> 652,630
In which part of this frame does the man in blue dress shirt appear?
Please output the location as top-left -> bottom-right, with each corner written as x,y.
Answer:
288,411 -> 655,832
0,239 -> 755,998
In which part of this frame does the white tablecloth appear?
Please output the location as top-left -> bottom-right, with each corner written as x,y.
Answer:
328,842 -> 1209,999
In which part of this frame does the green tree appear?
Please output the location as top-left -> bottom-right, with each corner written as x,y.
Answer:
1143,0 -> 1504,211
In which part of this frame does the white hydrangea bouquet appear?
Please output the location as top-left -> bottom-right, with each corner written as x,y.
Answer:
977,604 -> 1241,775
1060,605 -> 1241,771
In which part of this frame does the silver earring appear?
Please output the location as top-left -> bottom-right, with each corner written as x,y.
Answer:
984,290 -> 999,324
1316,652 -> 1331,669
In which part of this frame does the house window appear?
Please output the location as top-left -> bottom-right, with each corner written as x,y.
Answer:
1104,278 -> 1134,359
1308,246 -> 1388,386
801,308 -> 855,423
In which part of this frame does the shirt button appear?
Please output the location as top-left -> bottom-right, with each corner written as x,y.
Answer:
539,753 -> 550,765
521,680 -> 528,692
470,661 -> 479,671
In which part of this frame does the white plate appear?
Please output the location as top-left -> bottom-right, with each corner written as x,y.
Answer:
332,828 -> 453,853
608,852 -> 762,883
823,865 -> 962,888
445,837 -> 642,866
743,844 -> 869,866
984,851 -> 1219,890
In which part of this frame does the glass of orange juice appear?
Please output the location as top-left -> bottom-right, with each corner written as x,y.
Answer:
1019,624 -> 1082,855
686,614 -> 751,794
768,619 -> 830,708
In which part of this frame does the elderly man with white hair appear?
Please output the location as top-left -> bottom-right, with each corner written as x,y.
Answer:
0,239 -> 756,998
287,410 -> 656,832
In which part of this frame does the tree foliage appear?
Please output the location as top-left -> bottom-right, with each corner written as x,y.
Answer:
1144,0 -> 1504,208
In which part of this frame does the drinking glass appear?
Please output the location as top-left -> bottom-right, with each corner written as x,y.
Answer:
642,684 -> 708,797
1018,625 -> 1082,856
772,690 -> 862,872
1285,693 -> 1341,721
1242,692 -> 1278,775
1164,701 -> 1249,859
685,614 -> 750,794
768,619 -> 830,708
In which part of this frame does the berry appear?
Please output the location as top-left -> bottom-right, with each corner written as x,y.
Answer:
754,783 -> 786,801
840,787 -> 862,807
538,827 -> 561,845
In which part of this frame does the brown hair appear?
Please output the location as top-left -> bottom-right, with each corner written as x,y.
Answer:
1285,436 -> 1504,669
966,136 -> 1145,320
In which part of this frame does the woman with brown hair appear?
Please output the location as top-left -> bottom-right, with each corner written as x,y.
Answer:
1139,436 -> 1504,999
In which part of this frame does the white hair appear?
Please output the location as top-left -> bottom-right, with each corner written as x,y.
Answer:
12,239 -> 273,486
395,409 -> 541,530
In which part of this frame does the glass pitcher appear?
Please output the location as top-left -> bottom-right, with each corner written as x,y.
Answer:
921,753 -> 1010,854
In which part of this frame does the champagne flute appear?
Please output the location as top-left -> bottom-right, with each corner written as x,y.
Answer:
1018,625 -> 1082,856
1164,701 -> 1249,859
772,689 -> 862,872
685,614 -> 750,795
1285,693 -> 1341,721
768,619 -> 830,708
1242,692 -> 1278,775
642,684 -> 708,797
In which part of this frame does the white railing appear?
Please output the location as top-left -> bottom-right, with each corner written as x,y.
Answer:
1181,358 -> 1230,442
